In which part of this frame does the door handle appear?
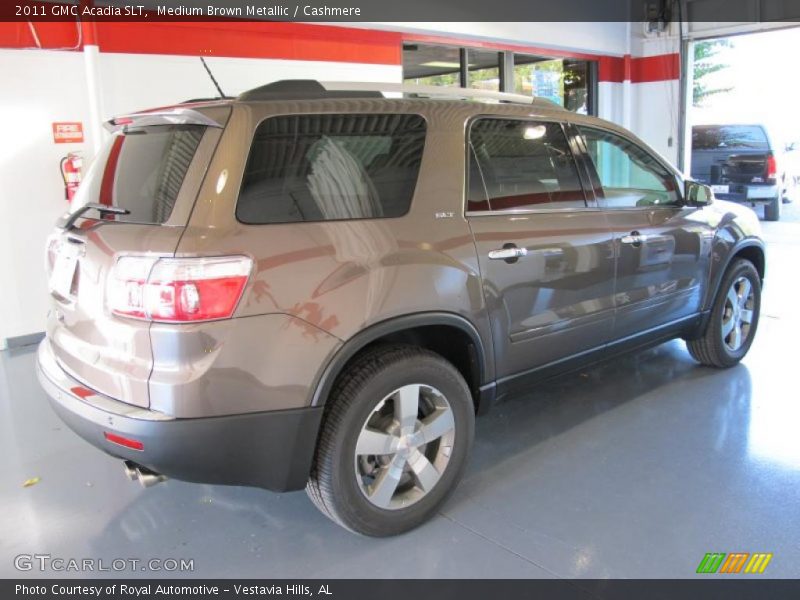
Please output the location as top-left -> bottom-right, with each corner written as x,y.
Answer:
488,244 -> 528,264
620,231 -> 648,247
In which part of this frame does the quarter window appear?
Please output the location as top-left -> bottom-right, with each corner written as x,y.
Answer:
237,114 -> 426,224
467,119 -> 587,212
578,126 -> 679,208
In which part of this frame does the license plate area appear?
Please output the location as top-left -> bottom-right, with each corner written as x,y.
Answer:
711,184 -> 729,194
50,247 -> 79,299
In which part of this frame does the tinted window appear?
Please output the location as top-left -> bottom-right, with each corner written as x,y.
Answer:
578,126 -> 678,208
692,125 -> 769,150
70,125 -> 205,224
467,119 -> 586,212
237,114 -> 426,224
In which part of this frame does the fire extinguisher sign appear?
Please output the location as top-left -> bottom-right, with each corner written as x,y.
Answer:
52,122 -> 84,144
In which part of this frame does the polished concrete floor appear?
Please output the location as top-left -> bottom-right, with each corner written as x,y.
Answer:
2,204 -> 799,579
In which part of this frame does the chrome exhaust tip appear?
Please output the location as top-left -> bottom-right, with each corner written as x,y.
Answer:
122,461 -> 167,488
137,470 -> 167,488
123,460 -> 138,481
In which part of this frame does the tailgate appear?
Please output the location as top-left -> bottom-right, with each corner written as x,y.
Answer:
46,225 -> 185,407
691,124 -> 771,185
691,149 -> 769,185
44,106 -> 228,408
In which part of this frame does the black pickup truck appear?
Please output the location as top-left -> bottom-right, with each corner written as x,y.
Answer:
691,124 -> 788,221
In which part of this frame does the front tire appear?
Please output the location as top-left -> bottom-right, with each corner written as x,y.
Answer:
686,258 -> 761,368
307,345 -> 474,536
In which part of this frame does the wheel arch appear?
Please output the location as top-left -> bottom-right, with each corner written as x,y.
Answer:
310,312 -> 495,414
705,238 -> 765,312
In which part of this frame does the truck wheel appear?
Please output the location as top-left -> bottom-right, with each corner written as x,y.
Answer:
764,195 -> 781,221
686,258 -> 761,368
306,344 -> 474,536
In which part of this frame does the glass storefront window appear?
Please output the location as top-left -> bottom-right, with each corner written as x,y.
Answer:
403,43 -> 461,87
466,49 -> 500,92
514,55 -> 590,114
402,43 -> 594,114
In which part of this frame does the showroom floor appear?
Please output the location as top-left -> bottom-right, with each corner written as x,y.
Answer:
2,204 -> 799,580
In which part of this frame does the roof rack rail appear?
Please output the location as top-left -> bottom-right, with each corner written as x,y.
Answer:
321,81 -> 548,106
181,96 -> 234,104
237,79 -> 560,108
238,80 -> 382,101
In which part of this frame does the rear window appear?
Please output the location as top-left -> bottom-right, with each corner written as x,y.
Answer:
70,125 -> 206,224
692,126 -> 769,151
236,113 -> 426,224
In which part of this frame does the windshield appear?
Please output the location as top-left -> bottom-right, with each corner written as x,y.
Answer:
692,125 -> 769,151
70,125 -> 206,224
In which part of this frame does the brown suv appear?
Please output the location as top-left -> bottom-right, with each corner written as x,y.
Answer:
37,80 -> 765,536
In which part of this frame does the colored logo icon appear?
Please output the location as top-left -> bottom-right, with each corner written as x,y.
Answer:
697,552 -> 773,574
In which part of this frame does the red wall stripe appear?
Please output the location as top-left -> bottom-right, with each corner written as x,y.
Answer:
599,53 -> 679,83
0,21 -> 81,49
598,55 -> 625,83
96,22 -> 402,64
0,20 -> 402,64
630,53 -> 680,83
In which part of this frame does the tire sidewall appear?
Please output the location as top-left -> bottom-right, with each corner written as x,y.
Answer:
711,260 -> 761,366
327,352 -> 474,536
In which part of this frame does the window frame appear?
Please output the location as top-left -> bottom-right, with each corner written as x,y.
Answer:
572,124 -> 686,211
464,115 -> 598,217
234,111 -> 429,226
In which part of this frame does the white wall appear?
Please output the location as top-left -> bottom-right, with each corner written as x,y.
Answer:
630,24 -> 682,165
0,50 -> 91,347
0,48 -> 399,346
97,53 -> 401,117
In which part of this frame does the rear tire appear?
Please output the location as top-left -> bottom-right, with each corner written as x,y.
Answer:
306,344 -> 474,536
686,259 -> 761,368
764,195 -> 781,221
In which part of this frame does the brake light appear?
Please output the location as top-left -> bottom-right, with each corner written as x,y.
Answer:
766,153 -> 778,179
107,256 -> 252,322
104,432 -> 144,451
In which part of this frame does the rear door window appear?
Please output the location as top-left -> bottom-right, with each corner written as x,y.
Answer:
467,118 -> 587,212
692,125 -> 769,150
70,125 -> 206,224
236,114 -> 427,224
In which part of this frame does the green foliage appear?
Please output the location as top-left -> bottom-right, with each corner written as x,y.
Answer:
693,39 -> 734,106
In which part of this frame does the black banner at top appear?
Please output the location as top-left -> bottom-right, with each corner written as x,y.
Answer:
5,0 -> 800,22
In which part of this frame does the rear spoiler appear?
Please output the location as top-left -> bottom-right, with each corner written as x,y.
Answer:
104,108 -> 223,133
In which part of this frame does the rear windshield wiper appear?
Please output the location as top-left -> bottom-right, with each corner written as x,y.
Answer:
61,203 -> 131,230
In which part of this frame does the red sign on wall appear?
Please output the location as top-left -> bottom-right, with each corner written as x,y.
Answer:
52,122 -> 84,144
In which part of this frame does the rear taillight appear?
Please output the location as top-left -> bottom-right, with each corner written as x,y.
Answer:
766,153 -> 778,179
107,256 -> 252,323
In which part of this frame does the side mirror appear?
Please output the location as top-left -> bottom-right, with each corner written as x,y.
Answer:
685,180 -> 713,206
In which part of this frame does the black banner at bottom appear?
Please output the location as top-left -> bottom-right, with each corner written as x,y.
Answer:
6,579 -> 800,600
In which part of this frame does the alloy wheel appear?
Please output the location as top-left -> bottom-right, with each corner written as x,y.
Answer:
354,384 -> 455,510
722,276 -> 755,352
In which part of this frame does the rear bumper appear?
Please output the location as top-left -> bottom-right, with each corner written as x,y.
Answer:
36,339 -> 322,492
715,184 -> 778,203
